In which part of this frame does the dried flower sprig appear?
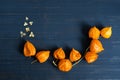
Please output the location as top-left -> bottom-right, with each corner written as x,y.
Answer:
20,17 -> 35,38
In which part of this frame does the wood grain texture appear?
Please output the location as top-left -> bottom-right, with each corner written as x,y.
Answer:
0,0 -> 120,80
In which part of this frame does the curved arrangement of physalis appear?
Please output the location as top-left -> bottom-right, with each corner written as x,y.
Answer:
21,17 -> 112,72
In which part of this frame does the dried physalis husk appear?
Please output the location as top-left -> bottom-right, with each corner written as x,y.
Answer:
24,41 -> 36,57
58,59 -> 72,72
89,26 -> 100,39
36,51 -> 50,63
53,48 -> 65,59
90,39 -> 104,53
69,48 -> 81,62
85,51 -> 98,63
101,27 -> 112,39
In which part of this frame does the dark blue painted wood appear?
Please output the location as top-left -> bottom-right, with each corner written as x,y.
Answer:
0,0 -> 120,80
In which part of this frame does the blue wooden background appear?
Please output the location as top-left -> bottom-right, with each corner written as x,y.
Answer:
0,0 -> 120,80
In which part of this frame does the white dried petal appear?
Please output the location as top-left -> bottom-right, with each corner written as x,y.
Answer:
29,34 -> 32,37
24,22 -> 28,26
29,21 -> 33,25
25,17 -> 29,21
25,27 -> 30,32
20,34 -> 24,37
23,33 -> 26,36
20,31 -> 23,34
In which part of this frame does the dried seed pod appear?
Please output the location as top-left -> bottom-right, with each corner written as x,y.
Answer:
58,59 -> 72,72
24,41 -> 36,57
53,48 -> 65,59
89,26 -> 100,39
85,51 -> 98,63
36,51 -> 50,63
90,39 -> 104,53
69,48 -> 81,62
101,27 -> 112,39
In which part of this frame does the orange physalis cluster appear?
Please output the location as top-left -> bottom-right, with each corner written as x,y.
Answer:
85,26 -> 112,63
22,26 -> 112,72
53,48 -> 81,72
24,41 -> 50,63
